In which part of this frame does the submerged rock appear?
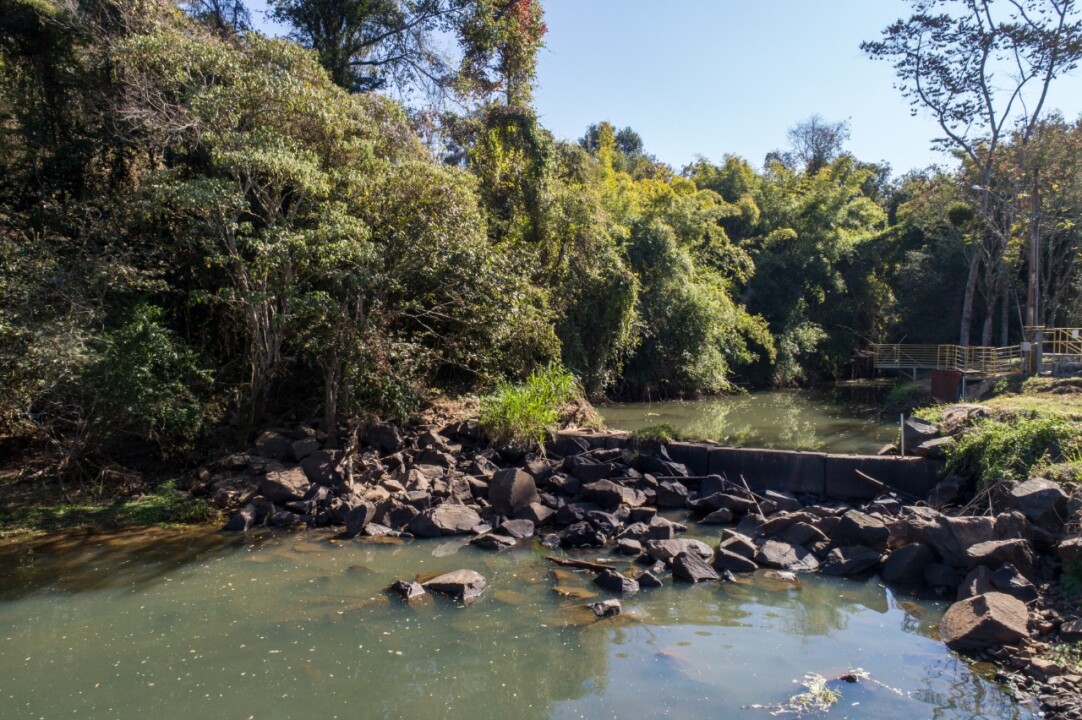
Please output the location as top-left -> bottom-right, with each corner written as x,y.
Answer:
389,579 -> 426,601
421,569 -> 487,603
587,599 -> 622,618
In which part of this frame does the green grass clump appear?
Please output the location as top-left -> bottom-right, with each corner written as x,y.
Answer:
947,412 -> 1082,487
884,380 -> 927,410
0,481 -> 215,536
630,423 -> 684,444
479,364 -> 583,449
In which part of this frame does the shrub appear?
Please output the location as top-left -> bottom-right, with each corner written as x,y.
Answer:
479,364 -> 581,449
85,304 -> 218,454
946,413 -> 1082,487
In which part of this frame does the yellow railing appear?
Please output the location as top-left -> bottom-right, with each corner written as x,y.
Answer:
1038,327 -> 1082,357
872,343 -> 1022,375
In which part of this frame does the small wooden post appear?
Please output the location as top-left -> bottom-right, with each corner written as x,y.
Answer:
899,414 -> 905,457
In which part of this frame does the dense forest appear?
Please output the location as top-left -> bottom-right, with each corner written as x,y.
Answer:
2,0 -> 1082,467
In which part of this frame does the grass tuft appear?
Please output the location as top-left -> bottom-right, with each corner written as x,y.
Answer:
946,413 -> 1082,488
479,364 -> 583,449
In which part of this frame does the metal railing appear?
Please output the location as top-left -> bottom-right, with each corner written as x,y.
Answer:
1037,327 -> 1082,358
871,343 -> 1023,375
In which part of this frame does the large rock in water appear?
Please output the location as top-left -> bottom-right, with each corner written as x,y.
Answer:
488,469 -> 540,517
672,551 -> 720,583
754,539 -> 820,572
422,569 -> 487,603
594,569 -> 640,596
820,546 -> 881,576
938,592 -> 1029,651
881,543 -> 934,586
644,538 -> 713,564
407,504 -> 482,538
260,467 -> 311,503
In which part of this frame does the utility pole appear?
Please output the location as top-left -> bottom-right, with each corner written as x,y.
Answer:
1027,168 -> 1040,328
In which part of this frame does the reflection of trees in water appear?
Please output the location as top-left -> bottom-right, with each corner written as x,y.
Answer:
910,655 -> 1027,720
0,526 -> 243,600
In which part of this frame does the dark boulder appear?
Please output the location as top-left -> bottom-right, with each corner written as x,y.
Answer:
498,518 -> 536,539
635,570 -> 664,588
469,533 -> 517,551
672,551 -> 720,583
594,569 -> 640,596
587,599 -> 622,618
698,507 -> 734,525
831,510 -> 890,551
518,502 -> 555,527
559,521 -> 607,548
366,423 -> 404,453
712,548 -> 758,573
255,430 -> 292,460
223,503 -> 256,531
300,450 -> 349,493
389,580 -> 426,601
938,592 -> 1029,651
488,469 -> 540,517
821,546 -> 881,576
581,480 -> 646,509
991,563 -> 1039,603
260,467 -> 311,504
656,480 -> 690,509
880,543 -> 934,586
965,539 -> 1035,578
422,569 -> 487,603
407,504 -> 482,538
1009,477 -> 1068,528
645,538 -> 713,564
341,502 -> 376,538
755,539 -> 820,572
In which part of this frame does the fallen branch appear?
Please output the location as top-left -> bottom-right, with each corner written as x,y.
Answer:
545,556 -> 618,572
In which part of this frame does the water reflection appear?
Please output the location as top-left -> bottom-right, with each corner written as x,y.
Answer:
0,527 -> 1031,720
600,387 -> 896,454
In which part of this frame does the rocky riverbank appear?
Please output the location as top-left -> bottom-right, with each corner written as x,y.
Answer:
201,416 -> 1082,719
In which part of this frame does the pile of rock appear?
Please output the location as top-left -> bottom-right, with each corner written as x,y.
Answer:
199,418 -> 1082,719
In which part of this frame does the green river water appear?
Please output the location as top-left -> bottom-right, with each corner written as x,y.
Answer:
600,388 -> 898,455
0,526 -> 1031,720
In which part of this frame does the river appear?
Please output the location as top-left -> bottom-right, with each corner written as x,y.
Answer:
599,387 -> 898,454
0,526 -> 1030,719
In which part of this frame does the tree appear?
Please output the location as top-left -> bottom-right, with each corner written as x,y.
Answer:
268,0 -> 466,95
786,115 -> 851,174
181,0 -> 251,35
863,0 -> 1082,345
455,0 -> 546,106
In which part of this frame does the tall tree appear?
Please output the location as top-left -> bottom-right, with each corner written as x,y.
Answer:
786,115 -> 851,174
863,0 -> 1082,345
268,0 -> 466,95
455,0 -> 546,106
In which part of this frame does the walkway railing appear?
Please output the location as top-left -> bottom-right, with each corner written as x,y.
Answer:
871,343 -> 1023,375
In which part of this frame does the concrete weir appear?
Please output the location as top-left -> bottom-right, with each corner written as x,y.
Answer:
556,431 -> 941,501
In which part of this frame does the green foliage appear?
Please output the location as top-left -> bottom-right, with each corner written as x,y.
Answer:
0,480 -> 216,534
1063,561 -> 1082,597
947,413 -> 1082,487
630,423 -> 684,444
479,363 -> 581,448
85,304 -> 218,453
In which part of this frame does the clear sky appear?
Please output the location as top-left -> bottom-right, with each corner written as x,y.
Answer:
249,0 -> 1082,176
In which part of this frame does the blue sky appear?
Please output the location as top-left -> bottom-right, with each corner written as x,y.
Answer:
249,0 -> 1082,176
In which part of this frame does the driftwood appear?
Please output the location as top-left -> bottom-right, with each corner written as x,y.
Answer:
545,556 -> 618,572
